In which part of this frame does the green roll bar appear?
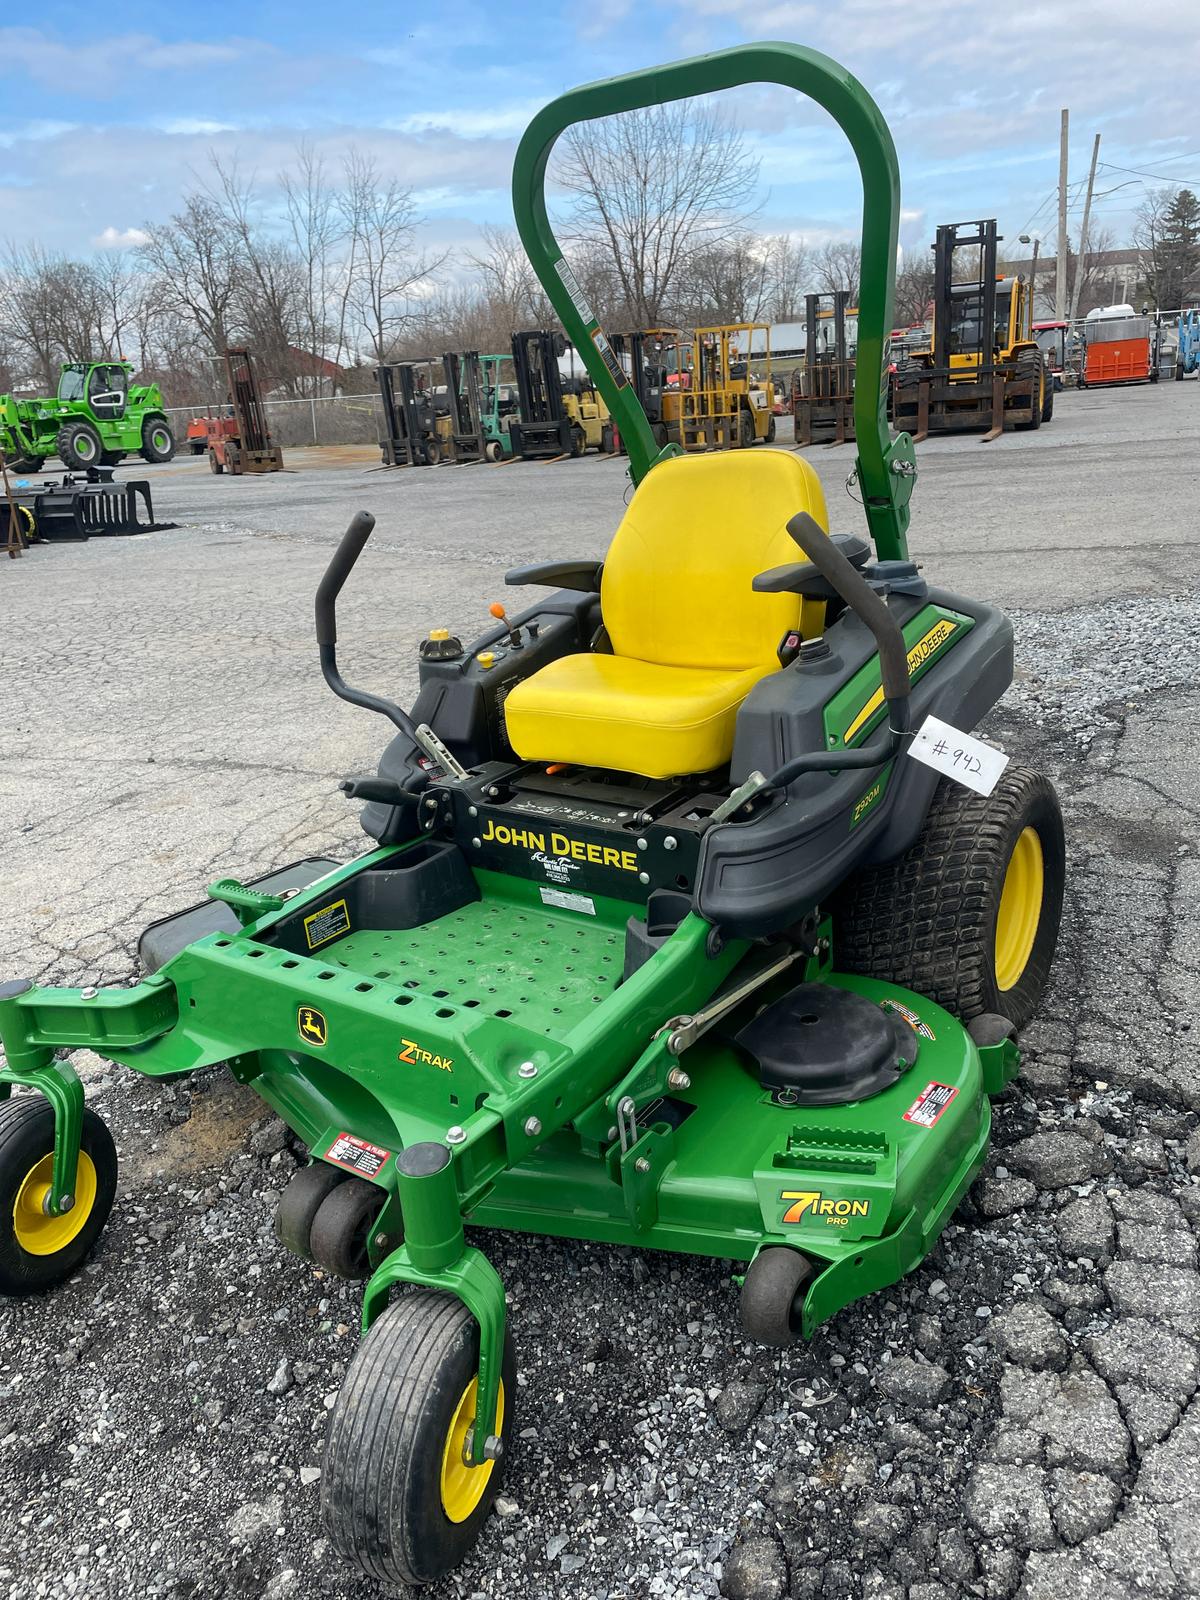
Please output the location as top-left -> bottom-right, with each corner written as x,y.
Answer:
510,41 -> 917,561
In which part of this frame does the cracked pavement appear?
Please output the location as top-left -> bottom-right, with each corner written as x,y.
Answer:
1,387 -> 1198,1599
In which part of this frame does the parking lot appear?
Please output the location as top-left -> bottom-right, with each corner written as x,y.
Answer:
2,384 -> 1199,1600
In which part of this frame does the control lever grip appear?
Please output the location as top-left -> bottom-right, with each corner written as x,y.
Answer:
316,511 -> 375,649
785,512 -> 910,706
339,775 -> 422,805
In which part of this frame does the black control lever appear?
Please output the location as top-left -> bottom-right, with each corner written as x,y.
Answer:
339,775 -> 425,805
315,512 -> 469,779
709,513 -> 912,825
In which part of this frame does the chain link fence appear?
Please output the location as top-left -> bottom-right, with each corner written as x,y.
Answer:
162,393 -> 385,450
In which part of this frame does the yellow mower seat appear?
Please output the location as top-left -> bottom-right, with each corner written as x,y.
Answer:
503,450 -> 830,779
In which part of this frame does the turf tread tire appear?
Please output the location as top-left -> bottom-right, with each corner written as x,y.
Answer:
832,765 -> 1064,1030
322,1289 -> 516,1587
0,1097 -> 117,1295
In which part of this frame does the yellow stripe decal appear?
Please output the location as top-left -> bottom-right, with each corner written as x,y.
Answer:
843,618 -> 958,744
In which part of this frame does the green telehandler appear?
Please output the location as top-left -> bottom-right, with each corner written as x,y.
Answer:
0,360 -> 176,473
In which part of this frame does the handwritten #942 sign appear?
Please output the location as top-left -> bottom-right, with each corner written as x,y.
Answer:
907,714 -> 1009,797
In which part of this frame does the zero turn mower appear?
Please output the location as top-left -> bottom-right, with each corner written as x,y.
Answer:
0,42 -> 1064,1589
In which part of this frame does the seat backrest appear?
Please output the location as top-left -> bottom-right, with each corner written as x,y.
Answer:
601,450 -> 830,671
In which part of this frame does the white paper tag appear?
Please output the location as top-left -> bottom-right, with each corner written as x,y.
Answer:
907,714 -> 1009,796
539,886 -> 596,916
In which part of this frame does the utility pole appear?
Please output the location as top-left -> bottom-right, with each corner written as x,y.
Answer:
1056,109 -> 1070,318
1069,133 -> 1101,323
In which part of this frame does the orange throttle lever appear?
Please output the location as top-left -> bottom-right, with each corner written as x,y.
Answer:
489,602 -> 523,649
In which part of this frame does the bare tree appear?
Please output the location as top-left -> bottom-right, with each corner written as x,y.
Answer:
894,249 -> 934,325
811,240 -> 861,303
138,195 -> 242,352
341,150 -> 445,364
763,235 -> 809,322
281,142 -> 346,388
555,100 -> 759,327
467,225 -> 554,332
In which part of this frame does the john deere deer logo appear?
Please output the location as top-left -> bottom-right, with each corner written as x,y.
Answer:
298,1006 -> 328,1047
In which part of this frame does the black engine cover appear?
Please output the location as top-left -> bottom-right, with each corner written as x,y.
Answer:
735,983 -> 918,1106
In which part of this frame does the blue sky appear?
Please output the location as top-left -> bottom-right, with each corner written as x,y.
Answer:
2,2 -> 1197,267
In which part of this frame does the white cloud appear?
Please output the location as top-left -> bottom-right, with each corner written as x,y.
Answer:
93,225 -> 150,250
155,118 -> 241,136
0,118 -> 77,148
386,101 -> 544,140
0,27 -> 248,88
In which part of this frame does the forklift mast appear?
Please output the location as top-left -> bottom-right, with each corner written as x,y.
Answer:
223,347 -> 276,454
931,220 -> 999,377
511,330 -> 567,425
441,351 -> 487,463
376,362 -> 440,467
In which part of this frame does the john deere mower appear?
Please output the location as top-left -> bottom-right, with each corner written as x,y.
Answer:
0,44 -> 1064,1589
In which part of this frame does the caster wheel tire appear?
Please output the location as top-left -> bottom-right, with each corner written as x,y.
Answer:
0,1097 -> 117,1296
484,440 -> 503,463
322,1289 -> 516,1587
834,765 -> 1065,1031
309,1175 -> 384,1279
741,1247 -> 816,1347
274,1162 -> 346,1260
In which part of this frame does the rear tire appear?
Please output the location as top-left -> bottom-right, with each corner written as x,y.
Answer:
322,1291 -> 516,1587
741,1247 -> 816,1347
56,421 -> 103,472
0,1098 -> 118,1296
208,448 -> 223,475
484,439 -> 503,463
738,409 -> 755,448
569,425 -> 586,458
833,766 -> 1065,1031
766,413 -> 777,443
1040,375 -> 1055,423
600,422 -> 615,454
6,456 -> 44,475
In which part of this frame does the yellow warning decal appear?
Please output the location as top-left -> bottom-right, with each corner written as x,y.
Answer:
303,897 -> 350,949
843,618 -> 958,744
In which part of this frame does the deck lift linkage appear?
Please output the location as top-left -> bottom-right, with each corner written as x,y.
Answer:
0,42 -> 1065,1589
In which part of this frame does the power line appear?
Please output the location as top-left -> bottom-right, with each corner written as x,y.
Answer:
1098,159 -> 1200,186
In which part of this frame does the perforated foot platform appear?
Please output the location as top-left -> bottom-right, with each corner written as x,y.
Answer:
735,982 -> 918,1106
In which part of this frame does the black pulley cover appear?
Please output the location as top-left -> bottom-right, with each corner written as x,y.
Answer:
735,982 -> 918,1106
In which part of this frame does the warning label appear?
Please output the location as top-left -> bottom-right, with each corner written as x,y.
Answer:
304,897 -> 350,949
324,1132 -> 392,1178
554,257 -> 596,327
539,886 -> 596,916
887,999 -> 936,1040
903,1082 -> 959,1128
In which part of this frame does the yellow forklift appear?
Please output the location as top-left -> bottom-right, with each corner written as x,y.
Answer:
680,322 -> 774,450
890,220 -> 1051,441
508,330 -> 614,459
611,328 -> 690,448
792,291 -> 856,446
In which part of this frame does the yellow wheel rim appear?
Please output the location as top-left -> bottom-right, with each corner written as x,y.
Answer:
12,1150 -> 98,1256
439,1376 -> 504,1524
995,827 -> 1044,991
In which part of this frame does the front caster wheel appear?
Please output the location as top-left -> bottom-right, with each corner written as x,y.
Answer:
0,1098 -> 117,1295
322,1290 -> 516,1587
741,1246 -> 817,1347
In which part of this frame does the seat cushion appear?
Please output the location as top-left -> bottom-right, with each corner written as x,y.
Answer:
504,652 -> 775,779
